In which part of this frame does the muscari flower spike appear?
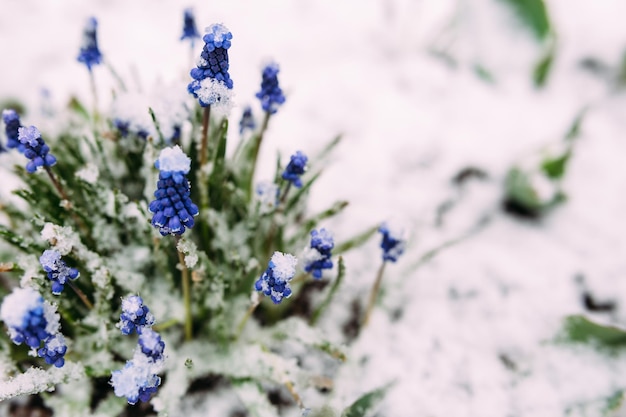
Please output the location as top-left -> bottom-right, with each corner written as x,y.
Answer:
256,62 -> 286,114
2,109 -> 24,152
138,328 -> 165,362
38,333 -> 67,368
40,249 -> 80,295
77,17 -> 102,71
282,151 -> 308,188
111,351 -> 162,405
17,126 -> 57,173
187,23 -> 234,107
181,8 -> 200,46
303,228 -> 334,279
148,146 -> 199,236
255,251 -> 298,304
118,295 -> 155,335
239,105 -> 256,134
379,222 -> 406,263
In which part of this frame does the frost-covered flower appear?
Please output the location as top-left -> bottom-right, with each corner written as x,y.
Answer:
303,228 -> 334,279
187,23 -> 234,109
255,252 -> 298,304
2,109 -> 23,152
256,62 -> 286,114
181,8 -> 200,46
239,105 -> 256,134
379,222 -> 406,262
118,295 -> 155,335
39,249 -> 80,295
138,328 -> 165,362
0,287 -> 52,348
111,351 -> 162,405
148,146 -> 199,236
77,17 -> 102,71
38,333 -> 67,368
282,151 -> 308,188
255,181 -> 279,213
17,126 -> 57,173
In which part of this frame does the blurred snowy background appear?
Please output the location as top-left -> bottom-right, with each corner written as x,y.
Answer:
2,0 -> 626,416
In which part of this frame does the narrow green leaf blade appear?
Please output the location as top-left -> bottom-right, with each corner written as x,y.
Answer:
499,0 -> 551,41
558,315 -> 626,353
340,383 -> 394,417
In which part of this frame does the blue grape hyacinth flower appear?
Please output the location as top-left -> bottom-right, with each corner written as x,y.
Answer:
282,151 -> 308,188
255,252 -> 298,304
138,328 -> 165,362
17,126 -> 57,173
379,222 -> 406,262
187,23 -> 234,108
148,146 -> 199,236
181,8 -> 200,46
40,249 -> 80,295
0,287 -> 54,348
303,228 -> 334,279
38,333 -> 68,368
2,109 -> 24,152
118,295 -> 155,335
111,351 -> 162,405
239,105 -> 256,134
256,62 -> 286,114
77,17 -> 102,71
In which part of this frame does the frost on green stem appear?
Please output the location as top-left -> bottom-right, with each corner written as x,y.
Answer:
176,237 -> 198,268
41,223 -> 78,255
0,362 -> 84,401
75,162 -> 99,184
17,253 -> 42,287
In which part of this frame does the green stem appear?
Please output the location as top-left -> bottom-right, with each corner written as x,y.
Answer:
175,236 -> 193,341
234,294 -> 261,340
361,261 -> 386,327
310,256 -> 345,325
152,318 -> 180,332
68,281 -> 93,310
248,112 -> 271,196
200,106 -> 211,167
89,70 -> 99,122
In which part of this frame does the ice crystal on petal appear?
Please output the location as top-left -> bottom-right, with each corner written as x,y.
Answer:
17,125 -> 57,173
156,146 -> 191,173
255,252 -> 298,304
118,295 -> 155,335
37,333 -> 67,368
40,249 -> 80,295
138,328 -> 165,362
111,356 -> 161,405
303,228 -> 334,279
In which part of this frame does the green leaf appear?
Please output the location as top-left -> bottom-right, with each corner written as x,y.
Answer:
68,96 -> 90,121
541,151 -> 570,179
603,390 -> 624,415
340,383 -> 394,417
473,64 -> 496,84
311,256 -> 346,326
334,225 -> 378,255
148,107 -> 165,143
499,0 -> 551,41
558,315 -> 626,354
564,108 -> 587,141
533,46 -> 555,87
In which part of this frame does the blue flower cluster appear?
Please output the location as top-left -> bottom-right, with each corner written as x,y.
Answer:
2,109 -> 24,152
181,8 -> 200,45
118,295 -> 155,335
256,62 -> 286,114
255,251 -> 298,304
239,105 -> 256,134
379,223 -> 406,262
77,17 -> 102,71
17,126 -> 57,173
113,119 -> 149,140
111,295 -> 164,405
188,23 -> 233,107
282,151 -> 308,188
303,228 -> 334,279
149,146 -> 199,236
0,287 -> 67,368
40,249 -> 80,295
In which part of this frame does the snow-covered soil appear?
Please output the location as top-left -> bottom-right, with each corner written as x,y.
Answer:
2,0 -> 626,416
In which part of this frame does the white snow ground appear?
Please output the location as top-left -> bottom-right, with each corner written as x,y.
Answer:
1,0 -> 626,416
